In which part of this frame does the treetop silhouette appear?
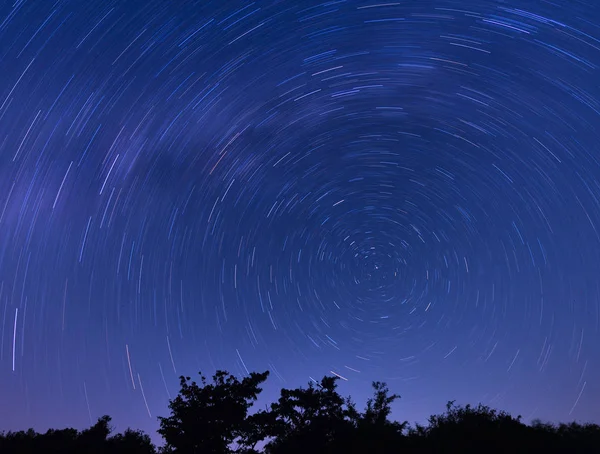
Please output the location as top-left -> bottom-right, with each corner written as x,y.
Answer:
2,369 -> 599,453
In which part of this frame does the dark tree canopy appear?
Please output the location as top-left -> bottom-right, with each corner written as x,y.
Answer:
265,375 -> 352,453
0,415 -> 156,454
2,370 -> 599,454
157,370 -> 269,454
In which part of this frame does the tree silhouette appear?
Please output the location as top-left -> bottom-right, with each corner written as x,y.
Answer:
37,427 -> 79,454
408,401 -> 532,453
78,415 -> 112,453
265,375 -> 352,454
345,381 -> 407,453
529,419 -> 600,453
0,415 -> 156,454
109,428 -> 156,454
2,369 -> 600,453
158,370 -> 269,454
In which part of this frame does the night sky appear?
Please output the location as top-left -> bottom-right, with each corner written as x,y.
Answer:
0,0 -> 599,437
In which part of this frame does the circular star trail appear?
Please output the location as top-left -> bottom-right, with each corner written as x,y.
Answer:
0,0 -> 599,434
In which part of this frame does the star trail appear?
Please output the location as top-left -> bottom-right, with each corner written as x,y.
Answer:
0,0 -> 599,436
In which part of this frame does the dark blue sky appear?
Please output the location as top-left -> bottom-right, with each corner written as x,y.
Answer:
0,0 -> 599,437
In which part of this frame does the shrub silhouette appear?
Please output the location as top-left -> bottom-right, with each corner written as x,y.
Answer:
1,370 -> 599,453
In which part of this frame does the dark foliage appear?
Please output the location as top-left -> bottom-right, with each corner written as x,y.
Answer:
0,415 -> 155,454
2,370 -> 599,453
265,375 -> 352,453
157,370 -> 270,454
